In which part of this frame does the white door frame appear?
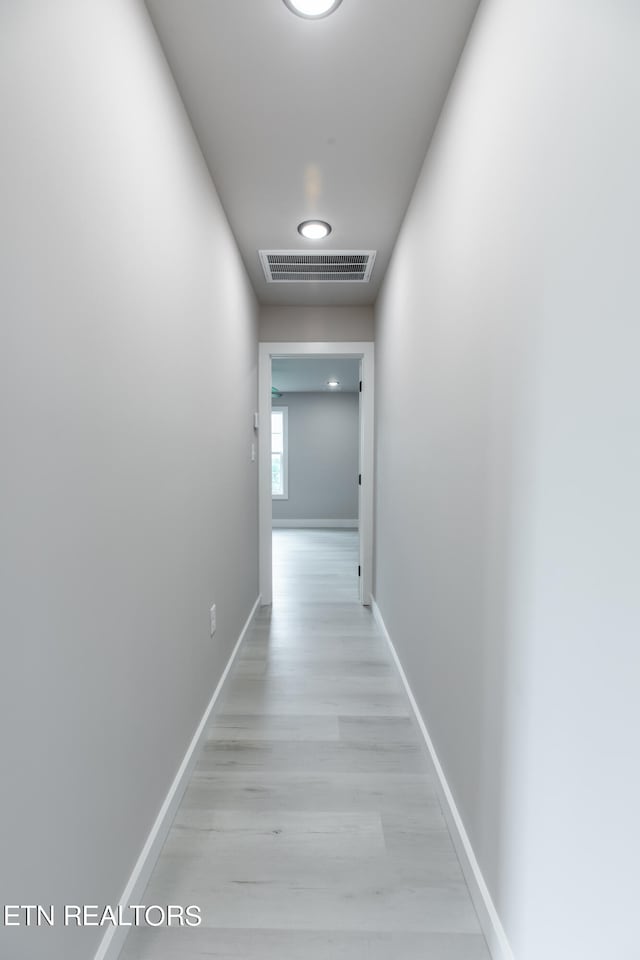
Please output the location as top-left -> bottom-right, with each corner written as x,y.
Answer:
259,341 -> 374,606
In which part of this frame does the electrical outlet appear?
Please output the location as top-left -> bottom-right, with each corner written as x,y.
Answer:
210,604 -> 216,636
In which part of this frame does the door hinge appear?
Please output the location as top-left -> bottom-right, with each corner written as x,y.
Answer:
358,565 -> 361,577
359,380 -> 362,392
358,473 -> 362,486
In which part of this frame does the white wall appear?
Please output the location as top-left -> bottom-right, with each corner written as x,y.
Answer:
374,1 -> 640,958
273,393 -> 359,523
0,3 -> 258,959
260,305 -> 374,342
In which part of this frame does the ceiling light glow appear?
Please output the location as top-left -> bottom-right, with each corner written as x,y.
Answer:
327,379 -> 340,388
283,0 -> 343,20
298,220 -> 332,240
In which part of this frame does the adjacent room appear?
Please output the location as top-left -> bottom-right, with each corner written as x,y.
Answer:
271,356 -> 361,600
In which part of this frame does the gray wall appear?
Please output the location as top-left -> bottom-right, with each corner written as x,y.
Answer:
273,393 -> 359,522
0,3 -> 258,959
374,1 -> 640,958
260,305 -> 374,342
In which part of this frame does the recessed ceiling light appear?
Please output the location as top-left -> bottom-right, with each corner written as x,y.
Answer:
283,0 -> 343,19
298,220 -> 332,240
327,379 -> 340,388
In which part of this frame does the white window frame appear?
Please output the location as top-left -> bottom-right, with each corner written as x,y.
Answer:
271,405 -> 288,500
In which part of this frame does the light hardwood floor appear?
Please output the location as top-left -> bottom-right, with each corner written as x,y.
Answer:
121,529 -> 490,960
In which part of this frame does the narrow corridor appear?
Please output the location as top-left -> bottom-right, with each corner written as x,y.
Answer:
122,530 -> 490,960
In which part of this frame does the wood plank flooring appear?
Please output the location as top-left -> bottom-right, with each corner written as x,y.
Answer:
121,529 -> 490,960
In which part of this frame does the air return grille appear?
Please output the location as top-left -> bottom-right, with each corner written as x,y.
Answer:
259,250 -> 376,283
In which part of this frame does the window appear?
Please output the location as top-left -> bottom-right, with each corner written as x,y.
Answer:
271,407 -> 288,499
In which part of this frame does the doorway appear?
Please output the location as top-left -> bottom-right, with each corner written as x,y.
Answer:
258,341 -> 374,606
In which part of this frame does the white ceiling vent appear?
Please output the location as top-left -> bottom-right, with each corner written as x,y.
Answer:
259,250 -> 376,283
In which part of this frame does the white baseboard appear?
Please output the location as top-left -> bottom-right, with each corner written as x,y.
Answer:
371,598 -> 514,960
272,518 -> 358,528
94,594 -> 261,960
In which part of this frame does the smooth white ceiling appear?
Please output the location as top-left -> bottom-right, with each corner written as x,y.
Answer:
145,0 -> 480,307
272,357 -> 360,392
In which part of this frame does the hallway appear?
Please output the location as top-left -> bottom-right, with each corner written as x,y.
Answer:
3,4 -> 639,959
121,530 -> 490,960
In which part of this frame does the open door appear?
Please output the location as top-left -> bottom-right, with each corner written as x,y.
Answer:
258,341 -> 374,606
